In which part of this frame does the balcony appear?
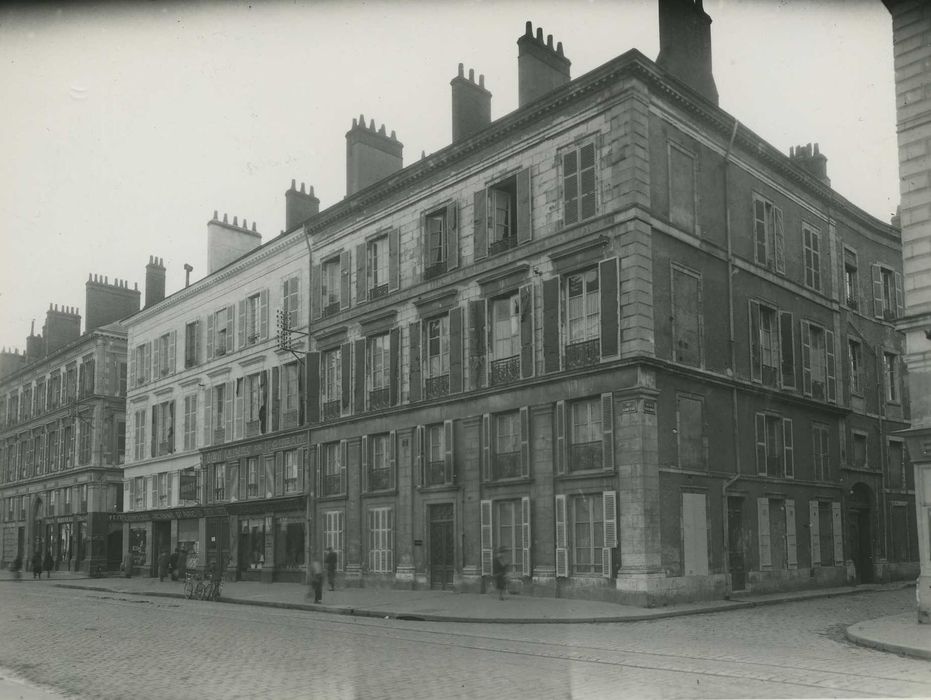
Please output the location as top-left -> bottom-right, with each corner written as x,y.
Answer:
424,261 -> 446,281
425,460 -> 448,486
490,356 -> 520,387
494,451 -> 521,480
368,468 -> 392,492
368,284 -> 389,301
425,375 -> 449,400
569,441 -> 603,472
324,301 -> 341,318
565,339 -> 600,370
489,236 -> 516,256
245,420 -> 262,438
322,472 -> 344,497
368,388 -> 390,411
322,400 -> 341,421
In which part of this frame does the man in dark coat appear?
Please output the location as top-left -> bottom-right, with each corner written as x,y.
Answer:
169,547 -> 179,581
31,551 -> 42,579
324,547 -> 338,591
157,549 -> 169,582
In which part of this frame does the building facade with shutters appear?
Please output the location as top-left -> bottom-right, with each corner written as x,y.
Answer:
0,275 -> 137,575
300,6 -> 917,604
120,210 -> 313,583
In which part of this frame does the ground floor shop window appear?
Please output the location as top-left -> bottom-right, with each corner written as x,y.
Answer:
276,517 -> 305,570
130,527 -> 147,568
239,518 -> 265,571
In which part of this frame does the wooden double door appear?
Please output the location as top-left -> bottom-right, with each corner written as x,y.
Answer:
429,504 -> 454,590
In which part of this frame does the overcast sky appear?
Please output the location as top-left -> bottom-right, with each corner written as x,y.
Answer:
0,0 -> 897,353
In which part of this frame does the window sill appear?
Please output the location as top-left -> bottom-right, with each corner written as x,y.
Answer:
483,476 -> 532,487
316,493 -> 347,503
556,469 -> 615,481
417,484 -> 459,494
362,489 -> 398,499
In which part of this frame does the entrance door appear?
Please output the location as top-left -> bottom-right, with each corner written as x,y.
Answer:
152,521 -> 172,577
727,497 -> 746,592
849,508 -> 873,583
205,517 -> 230,574
16,527 -> 24,562
428,504 -> 454,590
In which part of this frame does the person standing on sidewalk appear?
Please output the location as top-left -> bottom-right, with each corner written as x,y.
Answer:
493,546 -> 508,600
157,549 -> 169,582
42,550 -> 53,578
11,554 -> 22,581
31,551 -> 42,579
324,547 -> 338,591
306,560 -> 323,604
169,547 -> 179,581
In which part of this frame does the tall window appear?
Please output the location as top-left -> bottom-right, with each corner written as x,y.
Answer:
183,395 -> 197,451
368,507 -> 393,573
369,433 -> 391,491
569,397 -> 602,472
668,143 -> 696,233
367,235 -> 389,299
158,472 -> 169,507
563,141 -> 596,226
214,384 -> 227,439
848,339 -> 863,396
214,308 -> 231,356
571,494 -> 604,574
184,321 -> 200,368
154,401 -> 174,456
133,409 -> 146,461
322,442 -> 344,496
852,432 -> 868,468
488,176 -> 517,252
283,362 -> 300,424
156,333 -> 171,376
283,450 -> 299,493
887,440 -> 905,489
282,274 -> 300,328
676,394 -> 705,470
812,422 -> 830,481
425,423 -> 448,486
884,352 -> 899,402
494,412 -> 521,479
367,334 -> 390,394
881,267 -> 896,319
245,373 -> 265,434
755,413 -> 793,478
214,463 -> 226,501
566,269 -> 600,344
425,209 -> 447,277
424,316 -> 449,380
246,293 -> 261,344
134,476 -> 146,511
134,344 -> 149,385
491,295 -> 520,361
802,225 -> 821,291
246,457 -> 259,498
322,259 -> 341,315
844,248 -> 859,309
750,301 -> 778,386
752,194 -> 785,272
808,324 -> 827,399
494,500 -> 524,577
322,349 -> 341,416
78,417 -> 92,464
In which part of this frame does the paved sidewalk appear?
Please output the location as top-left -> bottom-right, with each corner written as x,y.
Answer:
0,568 -> 915,626
846,612 -> 931,660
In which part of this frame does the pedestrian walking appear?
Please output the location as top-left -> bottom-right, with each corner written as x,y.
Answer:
42,550 -> 53,579
324,546 -> 338,591
306,560 -> 323,604
157,549 -> 169,582
31,551 -> 41,579
493,546 -> 508,600
169,547 -> 179,581
11,554 -> 22,581
176,546 -> 188,580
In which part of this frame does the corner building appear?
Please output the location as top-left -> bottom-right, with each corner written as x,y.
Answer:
304,5 -> 917,603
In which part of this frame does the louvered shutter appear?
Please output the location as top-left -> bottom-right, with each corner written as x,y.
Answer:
521,496 -> 531,577
749,301 -> 761,381
519,284 -> 534,379
264,454 -> 275,498
234,378 -> 244,440
599,257 -> 619,359
297,448 -> 305,493
825,329 -> 836,403
361,435 -> 369,493
259,289 -> 269,340
601,392 -> 614,470
444,419 -> 454,484
228,460 -> 239,502
783,418 -> 794,478
129,348 -> 136,387
340,251 -> 351,311
831,502 -> 844,564
779,311 -> 795,389
773,207 -> 785,274
354,339 -> 366,414
225,306 -> 235,354
408,321 -> 421,402
469,300 -> 485,389
785,499 -> 797,569
809,500 -> 821,566
519,407 -> 530,478
125,479 -> 132,512
308,445 -> 317,497
757,498 -> 771,568
168,331 -> 177,374
894,272 -> 904,318
195,319 -> 203,364
258,456 -> 267,499
150,408 -> 157,458
871,264 -> 883,318
449,307 -> 463,393
474,190 -> 487,260
414,425 -> 424,486
310,263 -> 322,320
480,499 -> 493,576
239,460 -> 246,501
203,388 -> 213,447
238,299 -> 246,348
340,440 -> 348,495
206,313 -> 215,359
603,490 -> 617,578
516,167 -> 532,244
555,400 -> 566,474
388,228 -> 400,293
341,342 -> 352,413
224,381 -> 234,440
481,413 -> 491,481
271,366 -> 280,432
206,464 -> 215,504
307,352 -> 320,424
152,340 -> 160,381
355,243 -> 367,303
389,327 -> 400,405
446,202 -> 459,270
274,451 -> 283,496
555,494 -> 568,577
801,321 -> 812,396
542,278 -> 560,373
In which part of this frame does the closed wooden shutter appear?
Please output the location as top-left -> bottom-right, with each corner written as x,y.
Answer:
469,300 -> 485,389
785,499 -> 797,569
779,311 -> 794,389
228,460 -> 239,502
516,167 -> 532,244
238,299 -> 246,348
271,366 -> 280,432
480,499 -> 493,575
555,400 -> 566,475
168,331 -> 177,374
389,430 -> 397,489
555,494 -> 568,577
481,413 -> 491,481
224,381 -> 234,441
234,378 -> 244,440
389,327 -> 400,405
449,307 -> 463,393
825,329 -> 836,403
311,263 -> 322,320
831,502 -> 844,564
274,451 -> 284,497
341,342 -> 352,413
519,283 -> 534,379
203,388 -> 212,447
206,464 -> 215,504
599,257 -> 619,359
307,352 -> 320,424
129,347 -> 136,387
601,392 -> 614,471
773,207 -> 785,274
519,407 -> 530,478
757,497 -> 771,568
258,456 -> 266,499
340,251 -> 351,311
755,413 -> 766,474
444,419 -> 454,484
152,341 -> 160,381
206,313 -> 215,359
408,321 -> 421,402
356,243 -> 367,303
354,339 -> 366,413
259,289 -> 269,340
542,278 -> 560,374
388,228 -> 400,293
446,202 -> 459,270
894,272 -> 904,318
871,264 -> 883,318
603,490 -> 617,578
782,418 -> 794,478
414,425 -> 424,486
809,500 -> 821,566
361,435 -> 369,493
473,189 -> 487,260
225,306 -> 235,354
521,496 -> 531,577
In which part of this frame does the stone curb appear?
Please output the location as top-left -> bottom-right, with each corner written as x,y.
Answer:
845,623 -> 931,661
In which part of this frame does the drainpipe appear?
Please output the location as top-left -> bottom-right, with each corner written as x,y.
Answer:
302,224 -> 315,583
722,119 -> 740,598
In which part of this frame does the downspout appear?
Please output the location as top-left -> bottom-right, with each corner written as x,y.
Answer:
722,119 -> 740,598
302,224 -> 315,581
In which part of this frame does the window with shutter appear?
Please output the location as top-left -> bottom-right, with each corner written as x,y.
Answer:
757,497 -> 771,568
682,492 -> 708,576
555,494 -> 567,577
809,500 -> 821,566
480,499 -> 493,576
785,499 -> 797,569
802,225 -> 822,291
562,141 -> 597,226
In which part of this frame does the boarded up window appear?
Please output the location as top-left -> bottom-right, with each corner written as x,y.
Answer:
682,492 -> 708,575
676,394 -> 705,470
669,144 -> 696,233
672,266 -> 701,366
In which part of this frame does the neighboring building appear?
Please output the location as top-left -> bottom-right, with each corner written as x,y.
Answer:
0,274 -> 137,575
884,0 -> 931,624
299,2 -> 916,604
119,202 -> 313,582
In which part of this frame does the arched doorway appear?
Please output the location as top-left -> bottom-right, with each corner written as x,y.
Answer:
847,482 -> 873,584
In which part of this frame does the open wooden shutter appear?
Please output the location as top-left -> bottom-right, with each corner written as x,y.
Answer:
469,300 -> 485,389
481,413 -> 491,481
340,251 -> 351,311
782,418 -> 794,478
389,327 -> 400,406
388,228 -> 400,293
809,500 -> 821,566
444,419 -> 454,484
519,407 -> 530,478
356,244 -> 366,305
408,321 -> 421,402
297,448 -> 305,493
446,202 -> 459,270
259,289 -> 270,340
521,496 -> 531,577
785,499 -> 797,569
825,329 -> 836,403
126,478 -> 133,511
361,435 -> 369,493
306,352 -> 320,425
129,348 -> 136,388
779,311 -> 794,389
749,301 -> 761,381
542,278 -> 560,374
238,299 -> 246,348
480,499 -> 493,575
311,263 -> 322,320
339,440 -> 348,494
516,167 -> 532,244
414,425 -> 424,486
258,456 -> 267,499
354,339 -> 365,414
234,378 -> 244,440
831,502 -> 844,564
225,306 -> 235,354
206,464 -> 216,504
473,189 -> 487,260
389,430 -> 397,489
555,400 -> 566,475
168,331 -> 177,374
894,272 -> 904,318
519,284 -> 534,379
555,494 -> 568,577
239,460 -> 247,501
871,264 -> 883,318
274,451 -> 284,496
271,367 -> 280,432
603,490 -> 617,578
195,319 -> 203,364
773,206 -> 785,274
150,409 -> 157,458
341,342 -> 352,413
757,497 -> 771,568
224,381 -> 234,440
203,389 -> 212,447
599,257 -> 619,359
601,392 -> 614,471
449,307 -> 463,393
755,413 -> 766,474
206,313 -> 215,359
801,321 -> 812,396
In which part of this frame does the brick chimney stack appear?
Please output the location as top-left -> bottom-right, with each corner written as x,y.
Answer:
517,22 -> 571,108
656,0 -> 719,105
43,304 -> 81,356
345,115 -> 403,197
207,213 -> 262,275
25,320 -> 44,361
789,143 -> 831,187
451,63 -> 492,143
86,273 -> 141,332
285,180 -> 320,231
0,348 -> 26,379
144,256 -> 166,309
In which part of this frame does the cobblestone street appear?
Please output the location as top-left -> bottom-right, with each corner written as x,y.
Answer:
1,582 -> 928,699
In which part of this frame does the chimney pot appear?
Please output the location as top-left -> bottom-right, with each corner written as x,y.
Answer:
223,213 -> 228,223
469,68 -> 475,81
346,114 -> 403,196
518,22 -> 571,107
546,34 -> 553,49
458,62 -> 464,77
536,27 -> 543,41
525,20 -> 532,36
451,62 -> 492,142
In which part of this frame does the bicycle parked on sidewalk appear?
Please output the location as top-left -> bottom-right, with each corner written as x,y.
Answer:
183,568 -> 222,601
